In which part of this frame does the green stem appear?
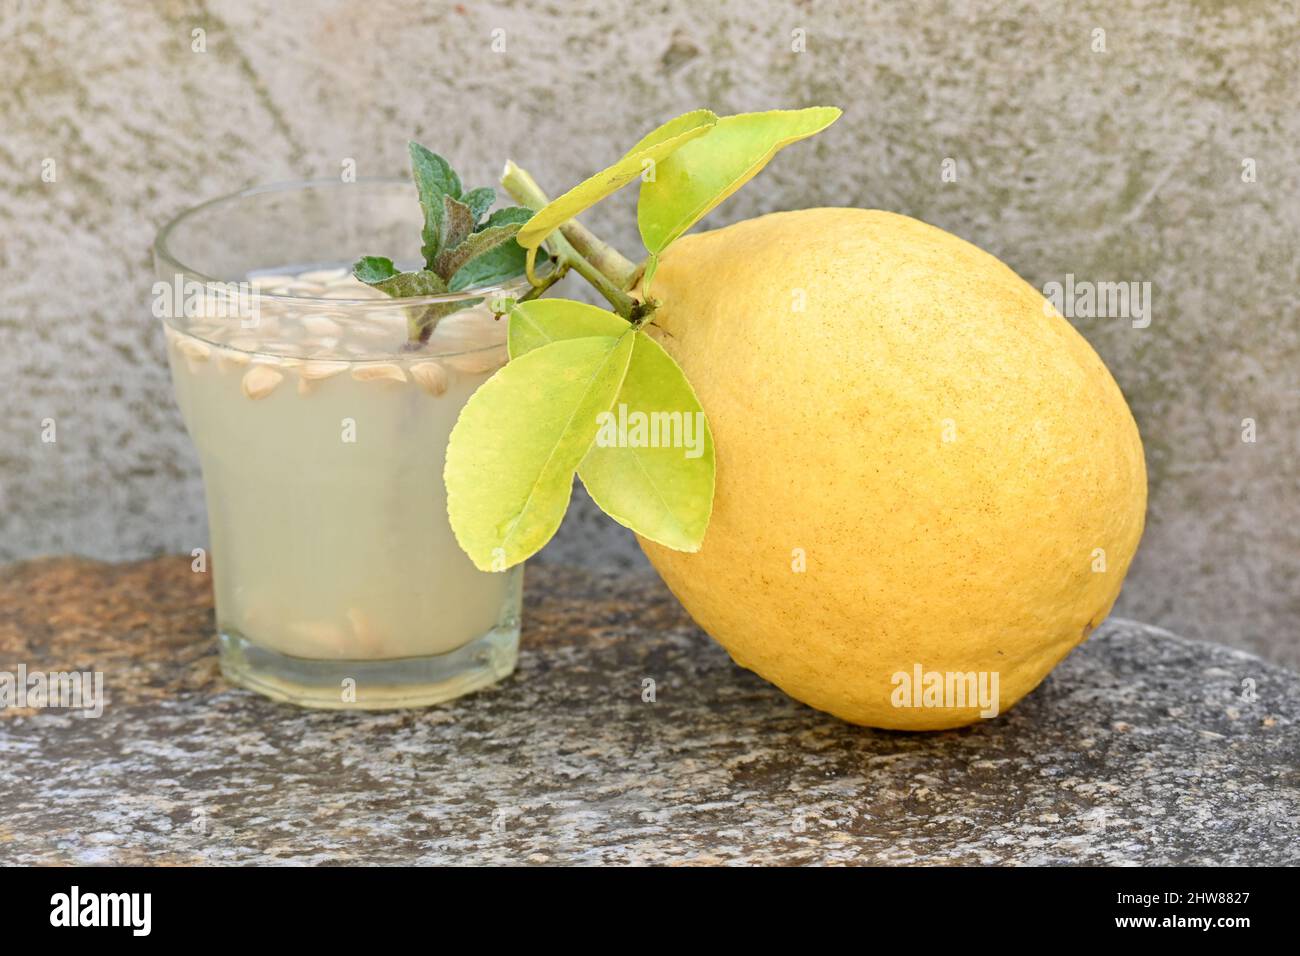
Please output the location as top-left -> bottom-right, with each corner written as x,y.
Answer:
500,161 -> 640,319
561,220 -> 637,290
515,260 -> 569,302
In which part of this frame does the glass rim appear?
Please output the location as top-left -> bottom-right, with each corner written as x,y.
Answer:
152,176 -> 546,307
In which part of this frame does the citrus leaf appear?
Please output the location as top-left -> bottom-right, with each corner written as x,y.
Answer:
516,109 -> 719,251
578,331 -> 714,551
637,107 -> 842,253
507,298 -> 630,360
445,333 -> 636,570
640,254 -> 659,295
410,142 -> 462,263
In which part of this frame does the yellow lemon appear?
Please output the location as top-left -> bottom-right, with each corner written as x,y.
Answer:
639,208 -> 1146,730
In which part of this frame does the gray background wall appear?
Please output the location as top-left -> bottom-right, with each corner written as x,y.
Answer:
1,0 -> 1296,667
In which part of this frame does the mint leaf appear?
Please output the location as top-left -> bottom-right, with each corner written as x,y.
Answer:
353,256 -> 399,284
506,298 -> 629,359
463,186 -> 496,222
373,269 -> 449,297
483,206 -> 534,229
577,331 -> 714,551
434,222 -> 522,280
362,145 -> 548,341
410,142 -> 462,263
436,195 -> 477,272
448,242 -> 542,292
445,333 -> 636,570
409,141 -> 462,198
448,208 -> 544,291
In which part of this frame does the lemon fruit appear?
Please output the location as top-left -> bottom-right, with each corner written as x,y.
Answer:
638,207 -> 1146,730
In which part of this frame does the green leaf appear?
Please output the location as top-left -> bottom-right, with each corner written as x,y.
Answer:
640,253 -> 659,294
353,256 -> 399,284
448,208 -> 544,291
448,243 -> 535,292
500,299 -> 714,550
365,145 -> 534,338
463,186 -> 496,223
409,141 -> 463,198
434,221 -> 522,280
578,332 -> 714,551
483,206 -> 534,229
637,107 -> 841,253
435,195 -> 477,272
410,142 -> 462,263
507,298 -> 630,359
516,109 -> 719,251
372,269 -> 449,297
445,333 -> 636,570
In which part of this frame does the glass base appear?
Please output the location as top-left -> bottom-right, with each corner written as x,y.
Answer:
218,625 -> 519,710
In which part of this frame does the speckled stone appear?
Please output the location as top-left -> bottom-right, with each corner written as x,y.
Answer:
0,557 -> 1296,865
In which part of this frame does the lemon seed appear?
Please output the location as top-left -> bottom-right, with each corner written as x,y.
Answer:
300,360 -> 349,381
409,361 -> 449,396
351,363 -> 407,384
241,365 -> 284,399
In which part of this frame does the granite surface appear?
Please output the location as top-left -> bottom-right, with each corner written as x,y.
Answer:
1,1 -> 1298,668
0,556 -> 1296,866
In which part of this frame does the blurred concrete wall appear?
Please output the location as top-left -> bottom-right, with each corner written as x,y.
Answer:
1,0 -> 1296,666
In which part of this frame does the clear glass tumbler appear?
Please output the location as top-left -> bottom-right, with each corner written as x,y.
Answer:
153,179 -> 528,709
